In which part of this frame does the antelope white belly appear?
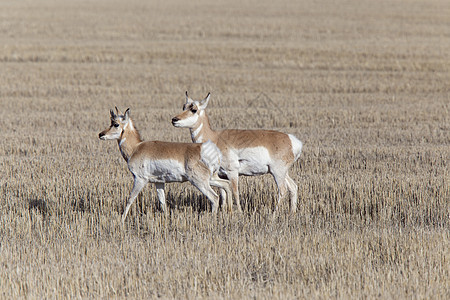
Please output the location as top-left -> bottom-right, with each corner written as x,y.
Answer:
132,159 -> 186,183
237,146 -> 271,175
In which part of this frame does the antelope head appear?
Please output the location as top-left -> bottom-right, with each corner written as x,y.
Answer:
171,91 -> 210,128
99,107 -> 131,140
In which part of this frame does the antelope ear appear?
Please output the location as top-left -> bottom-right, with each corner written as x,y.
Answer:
185,91 -> 194,104
123,108 -> 130,121
198,92 -> 211,110
110,109 -> 116,119
115,106 -> 123,116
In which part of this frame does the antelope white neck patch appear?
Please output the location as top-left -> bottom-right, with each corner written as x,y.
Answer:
192,123 -> 203,137
119,138 -> 127,147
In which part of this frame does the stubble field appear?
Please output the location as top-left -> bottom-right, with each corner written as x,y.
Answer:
0,0 -> 449,298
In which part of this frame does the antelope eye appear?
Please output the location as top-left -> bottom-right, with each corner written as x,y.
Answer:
113,123 -> 119,128
190,107 -> 197,113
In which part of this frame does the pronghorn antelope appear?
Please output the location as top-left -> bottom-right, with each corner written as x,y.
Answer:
172,92 -> 303,213
99,107 -> 232,223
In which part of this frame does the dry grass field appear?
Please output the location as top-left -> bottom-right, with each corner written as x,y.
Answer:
0,0 -> 449,298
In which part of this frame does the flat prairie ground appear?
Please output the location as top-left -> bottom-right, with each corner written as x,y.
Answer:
0,0 -> 449,298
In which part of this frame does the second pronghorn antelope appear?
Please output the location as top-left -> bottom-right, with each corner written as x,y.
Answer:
99,107 -> 232,223
172,92 -> 303,213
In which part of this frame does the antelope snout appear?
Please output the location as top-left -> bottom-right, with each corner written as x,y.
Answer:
99,132 -> 105,139
171,117 -> 179,126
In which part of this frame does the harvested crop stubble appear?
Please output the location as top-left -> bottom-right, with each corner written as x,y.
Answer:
0,0 -> 449,298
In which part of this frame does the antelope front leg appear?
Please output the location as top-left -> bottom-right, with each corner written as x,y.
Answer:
210,174 -> 233,212
230,174 -> 242,212
219,189 -> 228,211
122,177 -> 147,224
192,180 -> 219,213
155,182 -> 167,213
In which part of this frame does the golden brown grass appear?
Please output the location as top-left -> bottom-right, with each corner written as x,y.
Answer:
0,0 -> 449,298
